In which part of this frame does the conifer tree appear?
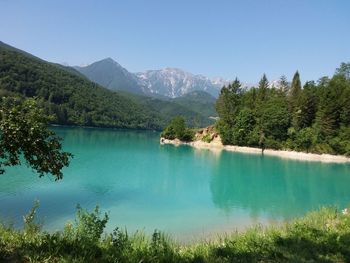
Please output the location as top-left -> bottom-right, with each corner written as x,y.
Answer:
290,71 -> 302,129
258,74 -> 269,102
297,81 -> 317,129
215,78 -> 242,126
290,71 -> 302,106
278,75 -> 290,95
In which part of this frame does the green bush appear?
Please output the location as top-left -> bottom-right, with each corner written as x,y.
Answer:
295,127 -> 316,152
215,120 -> 232,145
312,143 -> 334,155
181,128 -> 195,142
265,137 -> 282,150
1,204 -> 350,262
161,116 -> 194,142
161,126 -> 176,140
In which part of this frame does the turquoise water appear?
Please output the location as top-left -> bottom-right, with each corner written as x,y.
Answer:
1,127 -> 350,241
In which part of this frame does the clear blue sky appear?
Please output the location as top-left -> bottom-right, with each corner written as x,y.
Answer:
1,0 -> 349,83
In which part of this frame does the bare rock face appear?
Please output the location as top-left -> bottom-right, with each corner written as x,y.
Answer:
194,126 -> 219,142
76,58 -> 229,98
160,137 -> 183,145
160,126 -> 222,147
136,68 -> 227,98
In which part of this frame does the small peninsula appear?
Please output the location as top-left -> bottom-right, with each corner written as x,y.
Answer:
161,126 -> 350,163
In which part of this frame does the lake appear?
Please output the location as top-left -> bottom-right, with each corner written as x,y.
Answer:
1,126 -> 350,241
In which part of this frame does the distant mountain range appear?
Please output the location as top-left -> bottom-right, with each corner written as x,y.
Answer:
136,68 -> 228,98
75,58 -> 144,95
0,41 -> 216,129
75,58 -> 229,98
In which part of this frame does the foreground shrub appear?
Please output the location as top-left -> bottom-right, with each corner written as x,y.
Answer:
0,204 -> 349,262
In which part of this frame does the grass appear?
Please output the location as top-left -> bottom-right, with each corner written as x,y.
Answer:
0,204 -> 349,262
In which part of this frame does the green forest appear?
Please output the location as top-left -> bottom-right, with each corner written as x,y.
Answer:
215,64 -> 350,155
0,42 -> 212,130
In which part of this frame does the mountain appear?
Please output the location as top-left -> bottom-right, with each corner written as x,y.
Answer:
136,68 -> 227,98
172,91 -> 217,117
76,58 -> 228,98
0,41 -> 85,78
75,58 -> 143,94
0,41 -> 212,129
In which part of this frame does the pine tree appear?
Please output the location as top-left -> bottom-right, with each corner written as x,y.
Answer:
278,75 -> 290,95
215,78 -> 242,126
228,77 -> 242,94
297,81 -> 317,129
258,74 -> 269,102
290,71 -> 302,129
315,76 -> 343,137
290,71 -> 302,106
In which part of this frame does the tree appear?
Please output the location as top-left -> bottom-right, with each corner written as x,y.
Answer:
278,75 -> 290,95
231,108 -> 256,146
215,78 -> 242,126
335,62 -> 350,80
317,76 -> 330,88
213,63 -> 349,155
296,81 -> 317,129
341,84 -> 350,125
296,128 -> 315,152
334,63 -> 350,126
0,97 -> 72,180
290,71 -> 302,101
261,95 -> 290,141
161,116 -> 194,142
170,116 -> 186,139
315,75 -> 344,137
257,74 -> 269,102
290,71 -> 302,129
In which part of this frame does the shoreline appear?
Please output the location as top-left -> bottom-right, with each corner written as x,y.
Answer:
160,137 -> 350,164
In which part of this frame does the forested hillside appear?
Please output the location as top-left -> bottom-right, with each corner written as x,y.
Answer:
173,91 -> 217,118
119,91 -> 214,127
215,65 -> 350,155
0,42 -> 211,129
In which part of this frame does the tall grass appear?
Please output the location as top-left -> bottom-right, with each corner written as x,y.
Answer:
0,204 -> 349,262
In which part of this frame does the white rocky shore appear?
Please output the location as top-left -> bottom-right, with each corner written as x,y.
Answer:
160,131 -> 350,164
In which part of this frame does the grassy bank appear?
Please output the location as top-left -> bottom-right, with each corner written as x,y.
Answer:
1,204 -> 350,262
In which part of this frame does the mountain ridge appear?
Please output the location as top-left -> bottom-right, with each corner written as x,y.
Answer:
74,58 -> 143,94
75,58 -> 229,98
0,41 -> 214,129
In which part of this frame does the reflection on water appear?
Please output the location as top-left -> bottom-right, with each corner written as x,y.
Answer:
210,151 -> 350,220
0,126 -> 349,239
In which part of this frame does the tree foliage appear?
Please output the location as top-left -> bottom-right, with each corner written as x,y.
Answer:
257,73 -> 269,103
161,116 -> 194,142
278,75 -> 290,94
0,97 -> 72,179
215,64 -> 350,155
215,78 -> 242,126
